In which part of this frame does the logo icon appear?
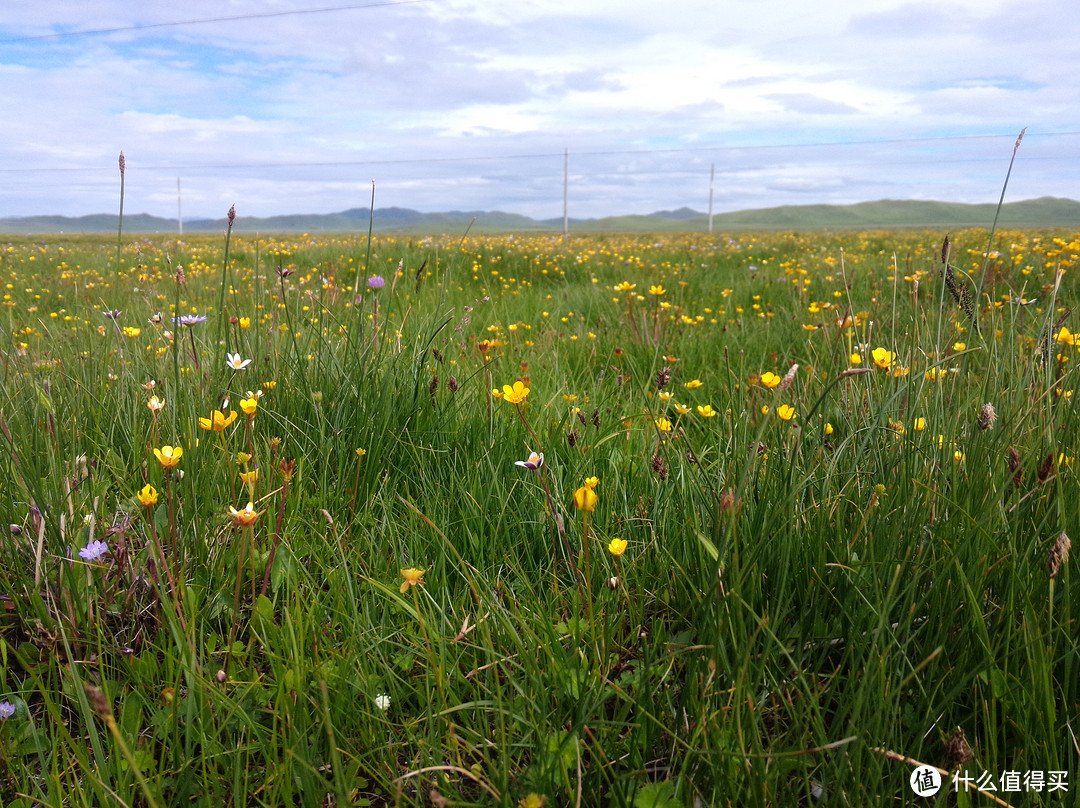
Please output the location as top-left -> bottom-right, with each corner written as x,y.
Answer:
910,765 -> 943,797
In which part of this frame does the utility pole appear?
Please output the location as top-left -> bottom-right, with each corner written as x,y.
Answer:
708,163 -> 715,233
177,177 -> 183,236
562,148 -> 569,239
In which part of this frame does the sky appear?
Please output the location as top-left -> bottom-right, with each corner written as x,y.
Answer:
0,0 -> 1078,221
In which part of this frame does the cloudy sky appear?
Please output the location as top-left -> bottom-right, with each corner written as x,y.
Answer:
0,0 -> 1077,220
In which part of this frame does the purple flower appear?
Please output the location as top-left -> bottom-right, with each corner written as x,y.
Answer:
174,314 -> 208,327
367,275 -> 385,290
0,701 -> 15,720
101,309 -> 122,320
78,540 -> 109,562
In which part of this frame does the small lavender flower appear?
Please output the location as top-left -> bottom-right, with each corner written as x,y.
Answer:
101,309 -> 122,320
174,314 -> 208,327
0,701 -> 15,720
367,275 -> 385,290
78,540 -> 109,562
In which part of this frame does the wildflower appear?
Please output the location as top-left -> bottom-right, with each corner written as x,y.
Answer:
584,476 -> 599,489
572,484 -> 598,513
400,567 -> 425,593
776,404 -> 796,421
760,372 -> 781,389
824,422 -> 834,435
225,352 -> 252,371
913,417 -> 926,432
78,540 -> 109,562
683,379 -> 703,389
101,309 -> 122,320
374,693 -> 391,711
174,314 -> 208,327
658,391 -> 673,402
849,352 -> 862,365
367,275 -> 385,290
236,451 -> 252,464
154,445 -> 183,468
871,347 -> 895,369
240,397 -> 258,417
608,537 -> 628,556
122,326 -> 141,338
239,317 -> 251,329
614,281 -> 636,292
228,502 -> 260,527
1055,327 -> 1075,346
655,417 -> 672,432
356,448 -> 367,458
874,483 -> 887,496
501,380 -> 529,404
697,404 -> 717,417
649,284 -> 665,296
0,701 -> 15,720
199,409 -> 238,432
952,342 -> 967,352
137,484 -> 159,507
515,451 -> 544,469
238,469 -> 259,485
674,402 -> 690,415
147,395 -> 165,413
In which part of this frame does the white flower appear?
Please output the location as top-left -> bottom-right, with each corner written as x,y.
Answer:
226,353 -> 252,371
374,693 -> 391,711
514,451 -> 544,470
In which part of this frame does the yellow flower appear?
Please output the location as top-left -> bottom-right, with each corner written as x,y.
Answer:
871,347 -> 895,369
228,502 -> 260,526
137,484 -> 158,507
849,352 -> 862,365
696,404 -> 717,417
1056,326 -> 1075,345
584,476 -> 599,490
614,281 -> 636,292
501,380 -> 530,404
760,372 -> 781,389
683,378 -> 703,389
655,417 -> 672,432
356,448 -> 367,458
239,317 -> 251,329
674,402 -> 691,415
658,391 -> 673,402
607,538 -> 628,556
199,409 -> 238,432
776,404 -> 796,421
572,485 -> 598,513
154,445 -> 183,468
649,284 -> 666,296
399,567 -> 426,593
238,469 -> 259,485
952,342 -> 966,352
240,397 -> 258,417
147,395 -> 165,413
913,417 -> 926,432
236,451 -> 252,464
491,387 -> 503,399
824,422 -> 834,435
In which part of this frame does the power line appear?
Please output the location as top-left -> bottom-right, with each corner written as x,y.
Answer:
0,0 -> 433,44
0,131 -> 1075,174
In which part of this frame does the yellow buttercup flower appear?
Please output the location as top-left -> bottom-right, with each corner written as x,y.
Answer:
655,417 -> 672,432
696,404 -> 717,417
683,379 -> 703,389
240,397 -> 258,417
760,372 -> 780,389
572,485 -> 598,513
199,409 -> 238,432
649,284 -> 665,296
137,484 -> 158,507
776,404 -> 796,421
871,347 -> 896,369
674,402 -> 691,415
607,538 -> 628,556
400,567 -> 426,593
154,445 -> 183,468
501,380 -> 529,404
238,469 -> 259,485
584,476 -> 599,490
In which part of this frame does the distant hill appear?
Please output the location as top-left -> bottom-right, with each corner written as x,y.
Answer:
0,197 -> 1076,235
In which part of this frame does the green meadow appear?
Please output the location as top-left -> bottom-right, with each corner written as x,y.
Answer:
0,224 -> 1076,806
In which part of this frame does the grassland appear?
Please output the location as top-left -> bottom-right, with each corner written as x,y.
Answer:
0,225 -> 1077,806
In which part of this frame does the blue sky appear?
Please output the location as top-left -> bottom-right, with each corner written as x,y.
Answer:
0,0 -> 1077,220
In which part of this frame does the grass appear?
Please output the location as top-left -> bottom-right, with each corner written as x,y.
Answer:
0,225 -> 1076,807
